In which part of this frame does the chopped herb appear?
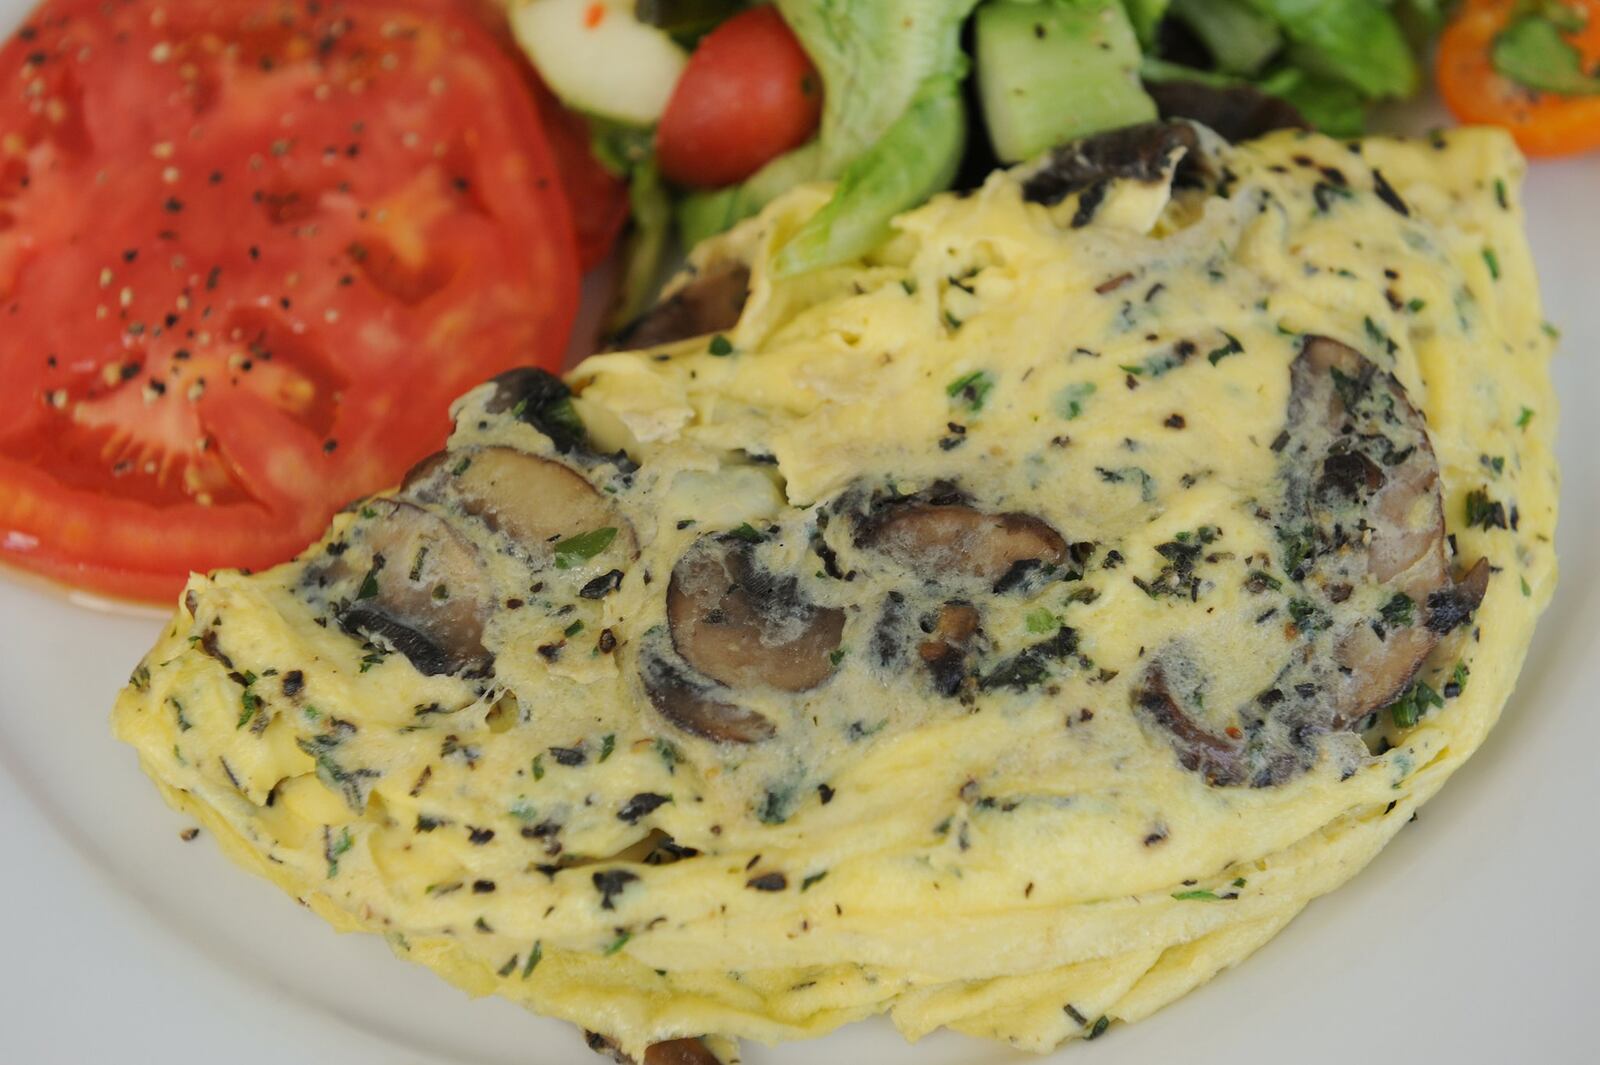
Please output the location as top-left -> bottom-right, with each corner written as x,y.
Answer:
564,620 -> 585,637
946,370 -> 995,412
1246,570 -> 1282,593
553,527 -> 618,568
603,932 -> 632,955
359,649 -> 386,673
1388,679 -> 1445,729
1464,489 -> 1508,530
1086,1016 -> 1110,1040
1482,247 -> 1500,280
1056,381 -> 1096,420
598,733 -> 616,762
1407,298 -> 1426,313
1493,178 -> 1508,210
521,941 -> 543,978
237,689 -> 262,729
655,739 -> 681,773
1521,575 -> 1532,597
355,559 -> 382,600
1171,889 -> 1221,901
707,334 -> 734,356
1025,608 -> 1062,634
829,647 -> 847,666
1541,321 -> 1561,340
1206,332 -> 1243,366
1288,598 -> 1328,634
1379,593 -> 1414,628
1516,406 -> 1535,430
1232,876 -> 1247,888
451,456 -> 472,476
727,522 -> 766,544
800,871 -> 828,892
325,826 -> 353,878
531,754 -> 545,780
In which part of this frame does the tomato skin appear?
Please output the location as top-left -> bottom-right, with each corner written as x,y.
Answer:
1438,0 -> 1600,157
534,78 -> 632,269
0,0 -> 581,603
656,6 -> 822,189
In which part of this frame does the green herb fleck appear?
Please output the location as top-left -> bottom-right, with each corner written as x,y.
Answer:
451,456 -> 472,476
1025,608 -> 1062,634
604,933 -> 632,956
1172,889 -> 1222,901
829,647 -> 847,666
727,522 -> 766,544
1388,679 -> 1444,729
522,940 -> 543,978
708,334 -> 734,357
1380,593 -> 1414,629
1407,298 -> 1426,313
598,734 -> 616,763
1493,178 -> 1508,210
1086,1016 -> 1110,1040
1206,332 -> 1243,366
1521,575 -> 1532,597
1056,381 -> 1096,420
1482,247 -> 1500,280
800,871 -> 828,892
946,370 -> 995,412
531,754 -> 545,781
553,527 -> 618,568
1516,406 -> 1535,429
325,826 -> 353,878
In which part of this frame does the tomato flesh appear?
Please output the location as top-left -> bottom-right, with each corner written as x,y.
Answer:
656,6 -> 822,189
1438,0 -> 1600,157
0,0 -> 580,602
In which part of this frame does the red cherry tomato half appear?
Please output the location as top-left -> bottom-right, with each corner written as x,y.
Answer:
0,0 -> 582,602
656,5 -> 823,189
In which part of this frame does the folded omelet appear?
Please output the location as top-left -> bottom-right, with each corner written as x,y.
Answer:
114,121 -> 1557,1063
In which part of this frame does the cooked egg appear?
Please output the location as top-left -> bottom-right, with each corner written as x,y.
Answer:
113,122 -> 1556,1062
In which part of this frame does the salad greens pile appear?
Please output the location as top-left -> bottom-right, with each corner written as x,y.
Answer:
520,0 -> 1449,322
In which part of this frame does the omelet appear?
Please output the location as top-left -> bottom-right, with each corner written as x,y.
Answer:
113,121 -> 1557,1063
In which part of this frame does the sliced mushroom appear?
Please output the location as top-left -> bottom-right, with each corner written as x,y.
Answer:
410,446 -> 636,560
919,602 -> 981,697
484,367 -> 589,454
641,652 -> 776,744
860,504 -> 1068,590
666,537 -> 844,692
606,261 -> 750,351
1136,337 -> 1490,785
584,1033 -> 723,1065
1021,121 -> 1201,207
1145,81 -> 1308,144
335,500 -> 493,677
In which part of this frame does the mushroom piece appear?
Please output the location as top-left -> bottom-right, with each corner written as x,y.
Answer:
335,500 -> 493,677
484,367 -> 589,454
584,1033 -> 724,1065
1021,120 -> 1202,207
1145,81 -> 1308,144
666,537 -> 845,692
408,446 -> 636,561
859,503 -> 1069,591
1135,336 -> 1490,785
641,654 -> 777,745
918,601 -> 981,698
606,261 -> 750,351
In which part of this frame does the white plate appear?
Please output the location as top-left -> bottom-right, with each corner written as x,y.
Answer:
2,3 -> 1596,1060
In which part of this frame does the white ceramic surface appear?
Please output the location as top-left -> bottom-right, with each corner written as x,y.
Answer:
1,4 -> 1595,1062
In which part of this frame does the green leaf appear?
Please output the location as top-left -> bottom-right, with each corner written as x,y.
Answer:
1172,889 -> 1222,901
1492,14 -> 1600,96
774,74 -> 967,277
1242,0 -> 1418,98
554,527 -> 619,567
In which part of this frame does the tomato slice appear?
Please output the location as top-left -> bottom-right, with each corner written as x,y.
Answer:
0,0 -> 580,602
656,6 -> 822,189
1438,0 -> 1600,157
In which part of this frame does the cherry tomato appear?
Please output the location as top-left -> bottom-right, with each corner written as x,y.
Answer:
1438,0 -> 1600,157
0,0 -> 581,602
656,6 -> 822,188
